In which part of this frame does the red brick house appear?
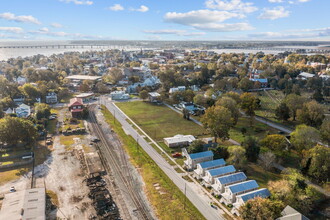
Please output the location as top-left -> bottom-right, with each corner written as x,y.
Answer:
68,98 -> 84,118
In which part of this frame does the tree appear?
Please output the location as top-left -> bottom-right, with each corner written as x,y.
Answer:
275,102 -> 290,121
260,134 -> 288,153
258,152 -> 276,171
193,94 -> 207,106
320,120 -> 330,144
242,136 -> 260,162
313,89 -> 324,103
211,145 -> 229,160
284,94 -> 306,120
35,103 -> 51,120
240,93 -> 258,125
139,90 -> 148,101
201,106 -> 233,142
301,145 -> 330,183
20,83 -> 41,103
0,117 -> 38,146
296,100 -> 325,127
95,82 -> 109,93
227,145 -> 247,169
182,108 -> 190,120
290,125 -> 320,153
223,91 -> 241,104
188,140 -> 205,154
105,68 -> 123,84
238,78 -> 254,92
216,97 -> 239,125
239,197 -> 284,220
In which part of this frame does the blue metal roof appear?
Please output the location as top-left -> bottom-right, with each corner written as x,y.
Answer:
217,172 -> 247,185
239,188 -> 270,202
189,151 -> 213,160
199,159 -> 226,169
250,78 -> 268,83
228,180 -> 259,194
208,165 -> 236,177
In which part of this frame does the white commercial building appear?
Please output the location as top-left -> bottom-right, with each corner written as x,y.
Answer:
163,134 -> 195,148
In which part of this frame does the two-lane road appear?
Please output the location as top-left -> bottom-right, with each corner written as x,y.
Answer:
101,98 -> 226,220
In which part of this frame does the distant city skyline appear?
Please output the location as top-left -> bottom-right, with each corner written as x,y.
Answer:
0,0 -> 329,41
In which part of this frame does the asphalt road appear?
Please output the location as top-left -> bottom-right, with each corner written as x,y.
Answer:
101,97 -> 225,220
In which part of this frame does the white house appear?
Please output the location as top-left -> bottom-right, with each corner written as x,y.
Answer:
45,92 -> 58,104
15,104 -> 31,118
212,172 -> 247,195
184,151 -> 213,171
110,91 -> 130,100
164,134 -> 195,148
169,86 -> 186,94
193,159 -> 226,180
231,188 -> 270,216
202,165 -> 236,185
220,180 -> 259,205
297,72 -> 315,80
4,108 -> 14,115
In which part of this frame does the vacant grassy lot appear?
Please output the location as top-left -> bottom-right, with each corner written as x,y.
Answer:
116,101 -> 207,141
229,117 -> 281,143
102,106 -> 205,220
245,163 -> 282,188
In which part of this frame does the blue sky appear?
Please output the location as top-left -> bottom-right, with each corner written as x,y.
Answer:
0,0 -> 329,41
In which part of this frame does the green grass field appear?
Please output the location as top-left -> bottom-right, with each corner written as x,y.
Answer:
101,105 -> 206,220
116,101 -> 207,142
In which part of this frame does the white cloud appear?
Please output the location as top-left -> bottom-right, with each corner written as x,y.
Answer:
192,23 -> 254,32
205,0 -> 258,14
164,9 -> 252,32
59,0 -> 93,5
29,27 -> 99,39
164,10 -> 243,25
268,0 -> 283,2
143,29 -> 205,36
109,4 -> 124,11
258,6 -> 290,20
130,5 -> 149,12
0,12 -> 41,25
298,0 -> 310,2
0,27 -> 24,33
51,23 -> 63,28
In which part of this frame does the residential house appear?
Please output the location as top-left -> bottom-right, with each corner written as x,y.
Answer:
220,180 -> 259,205
164,134 -> 196,148
202,165 -> 236,185
169,86 -> 186,94
276,205 -> 310,220
45,92 -> 58,104
212,172 -> 247,195
249,78 -> 268,88
193,159 -> 226,179
297,72 -> 315,80
231,188 -> 271,216
4,108 -> 14,115
15,104 -> 31,118
68,98 -> 84,118
110,91 -> 130,100
148,92 -> 161,103
75,93 -> 95,103
184,151 -> 213,170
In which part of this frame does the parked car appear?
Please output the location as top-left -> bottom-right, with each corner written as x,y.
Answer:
172,152 -> 182,158
9,186 -> 16,192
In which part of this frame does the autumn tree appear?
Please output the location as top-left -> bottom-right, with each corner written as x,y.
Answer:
301,145 -> 330,183
290,125 -> 320,153
260,134 -> 288,153
240,93 -> 259,125
216,96 -> 239,125
284,94 -> 306,120
258,152 -> 276,170
297,100 -> 325,127
34,103 -> 51,120
239,197 -> 284,220
0,117 -> 38,146
105,68 -> 123,84
201,106 -> 233,142
320,120 -> 330,144
227,145 -> 247,169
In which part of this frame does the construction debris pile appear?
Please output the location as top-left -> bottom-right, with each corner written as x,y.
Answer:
86,174 -> 120,220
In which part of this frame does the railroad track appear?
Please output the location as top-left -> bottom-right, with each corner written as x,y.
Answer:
88,105 -> 152,220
